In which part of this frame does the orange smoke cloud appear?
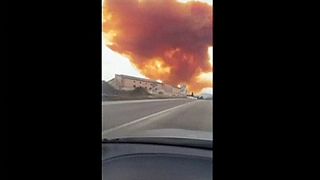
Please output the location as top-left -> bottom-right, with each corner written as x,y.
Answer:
103,0 -> 213,93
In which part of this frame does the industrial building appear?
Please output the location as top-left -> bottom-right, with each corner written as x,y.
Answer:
107,74 -> 188,97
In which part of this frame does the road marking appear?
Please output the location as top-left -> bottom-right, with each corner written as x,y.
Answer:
102,98 -> 189,105
102,100 -> 197,136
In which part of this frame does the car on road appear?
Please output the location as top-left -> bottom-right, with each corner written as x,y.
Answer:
102,128 -> 213,180
197,96 -> 204,99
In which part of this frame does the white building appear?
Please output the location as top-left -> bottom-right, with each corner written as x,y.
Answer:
107,74 -> 187,97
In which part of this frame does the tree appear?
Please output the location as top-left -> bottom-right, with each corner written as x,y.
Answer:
191,92 -> 194,96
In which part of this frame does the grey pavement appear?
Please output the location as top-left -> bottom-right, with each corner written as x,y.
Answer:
102,99 -> 212,137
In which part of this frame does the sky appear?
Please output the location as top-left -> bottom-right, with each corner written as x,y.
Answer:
102,0 -> 213,94
102,37 -> 147,81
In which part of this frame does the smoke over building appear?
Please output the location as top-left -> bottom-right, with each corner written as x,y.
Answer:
103,0 -> 213,93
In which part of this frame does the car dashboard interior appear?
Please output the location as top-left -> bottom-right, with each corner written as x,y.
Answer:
102,142 -> 213,180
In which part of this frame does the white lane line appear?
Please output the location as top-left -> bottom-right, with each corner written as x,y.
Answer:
102,100 -> 197,136
102,98 -> 188,105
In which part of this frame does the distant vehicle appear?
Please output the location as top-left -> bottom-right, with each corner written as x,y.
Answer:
197,96 -> 204,99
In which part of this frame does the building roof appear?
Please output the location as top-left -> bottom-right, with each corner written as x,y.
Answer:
115,74 -> 186,90
116,74 -> 162,84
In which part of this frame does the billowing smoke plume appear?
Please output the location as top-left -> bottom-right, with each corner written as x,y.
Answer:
103,0 -> 213,93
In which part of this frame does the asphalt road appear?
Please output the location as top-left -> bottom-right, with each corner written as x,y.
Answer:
102,98 -> 212,136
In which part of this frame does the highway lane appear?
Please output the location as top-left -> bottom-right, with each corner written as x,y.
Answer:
102,99 -> 212,137
102,98 -> 195,131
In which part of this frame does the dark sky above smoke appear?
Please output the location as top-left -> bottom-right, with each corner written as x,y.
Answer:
103,0 -> 213,93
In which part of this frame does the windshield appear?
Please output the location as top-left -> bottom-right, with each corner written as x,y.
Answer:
102,0 -> 213,143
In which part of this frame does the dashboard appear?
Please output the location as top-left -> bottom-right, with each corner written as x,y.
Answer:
102,143 -> 213,180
